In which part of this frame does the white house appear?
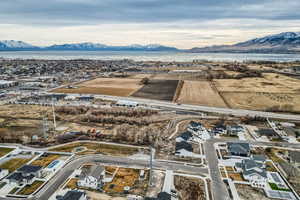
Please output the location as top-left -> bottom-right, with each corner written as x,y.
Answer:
235,156 -> 267,188
77,165 -> 105,190
187,121 -> 210,141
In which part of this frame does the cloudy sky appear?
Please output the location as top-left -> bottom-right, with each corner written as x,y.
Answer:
0,0 -> 299,48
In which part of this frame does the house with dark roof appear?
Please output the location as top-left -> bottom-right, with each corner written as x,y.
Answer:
288,151 -> 300,168
227,142 -> 251,157
7,165 -> 42,186
175,141 -> 193,157
57,190 -> 87,200
175,131 -> 193,143
77,165 -> 105,189
235,157 -> 267,188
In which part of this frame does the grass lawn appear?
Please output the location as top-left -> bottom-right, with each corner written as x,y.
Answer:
17,181 -> 44,195
9,187 -> 19,194
52,142 -> 139,156
64,178 -> 79,190
0,147 -> 14,158
269,182 -> 290,192
0,158 -> 32,172
31,154 -> 61,167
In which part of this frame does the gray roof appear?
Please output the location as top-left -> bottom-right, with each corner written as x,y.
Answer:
60,190 -> 86,200
237,159 -> 267,179
80,165 -> 105,181
18,165 -> 42,174
289,151 -> 300,163
227,142 -> 250,155
7,172 -> 34,182
252,154 -> 266,162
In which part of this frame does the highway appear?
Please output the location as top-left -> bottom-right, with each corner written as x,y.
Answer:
49,92 -> 300,121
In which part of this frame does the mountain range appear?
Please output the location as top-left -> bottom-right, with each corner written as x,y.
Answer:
189,32 -> 300,53
0,41 -> 178,51
1,32 -> 300,53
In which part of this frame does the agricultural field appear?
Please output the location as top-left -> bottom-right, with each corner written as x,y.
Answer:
176,81 -> 227,107
214,73 -> 300,112
132,79 -> 179,101
221,92 -> 300,112
53,78 -> 143,96
214,73 -> 300,93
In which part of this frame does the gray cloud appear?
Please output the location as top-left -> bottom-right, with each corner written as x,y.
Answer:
0,0 -> 299,26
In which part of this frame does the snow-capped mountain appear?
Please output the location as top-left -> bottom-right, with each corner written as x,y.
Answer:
46,43 -> 178,51
0,40 -> 178,51
0,40 -> 37,49
189,32 -> 300,53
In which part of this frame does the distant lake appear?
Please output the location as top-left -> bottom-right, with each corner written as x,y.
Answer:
0,51 -> 300,62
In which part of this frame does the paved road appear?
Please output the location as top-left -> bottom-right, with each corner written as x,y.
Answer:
48,92 -> 300,121
204,140 -> 230,200
36,154 -> 208,200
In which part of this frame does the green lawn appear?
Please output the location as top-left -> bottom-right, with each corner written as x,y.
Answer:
0,147 -> 14,158
17,181 -> 44,195
269,182 -> 290,192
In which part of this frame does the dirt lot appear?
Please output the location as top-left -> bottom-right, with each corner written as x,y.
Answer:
235,184 -> 272,200
174,176 -> 206,200
86,191 -> 126,200
0,147 -> 14,158
176,81 -> 227,107
132,79 -> 179,101
0,105 -> 51,119
53,78 -> 143,96
103,168 -> 147,195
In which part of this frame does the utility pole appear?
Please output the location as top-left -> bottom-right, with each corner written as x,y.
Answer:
149,145 -> 153,186
52,97 -> 56,130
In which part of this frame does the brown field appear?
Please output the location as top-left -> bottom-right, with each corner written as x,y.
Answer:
132,79 -> 179,101
214,73 -> 300,93
0,147 -> 14,158
176,81 -> 227,107
174,175 -> 206,200
53,78 -> 143,96
221,92 -> 300,112
17,181 -> 44,195
31,154 -> 61,167
0,158 -> 32,172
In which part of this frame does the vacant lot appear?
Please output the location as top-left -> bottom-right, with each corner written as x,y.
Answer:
235,184 -> 272,200
214,73 -> 300,93
132,80 -> 179,101
174,175 -> 206,200
53,78 -> 143,96
177,81 -> 227,107
221,92 -> 300,112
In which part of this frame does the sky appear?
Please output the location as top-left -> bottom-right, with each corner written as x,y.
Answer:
0,0 -> 299,49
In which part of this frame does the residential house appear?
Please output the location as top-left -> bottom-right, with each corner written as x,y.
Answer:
57,190 -> 87,200
7,165 -> 42,186
227,142 -> 251,157
175,141 -> 193,157
188,122 -> 210,141
77,165 -> 105,190
235,157 -> 267,188
175,131 -> 193,143
227,125 -> 244,136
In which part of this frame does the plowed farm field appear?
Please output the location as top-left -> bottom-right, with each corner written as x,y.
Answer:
176,81 -> 227,108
